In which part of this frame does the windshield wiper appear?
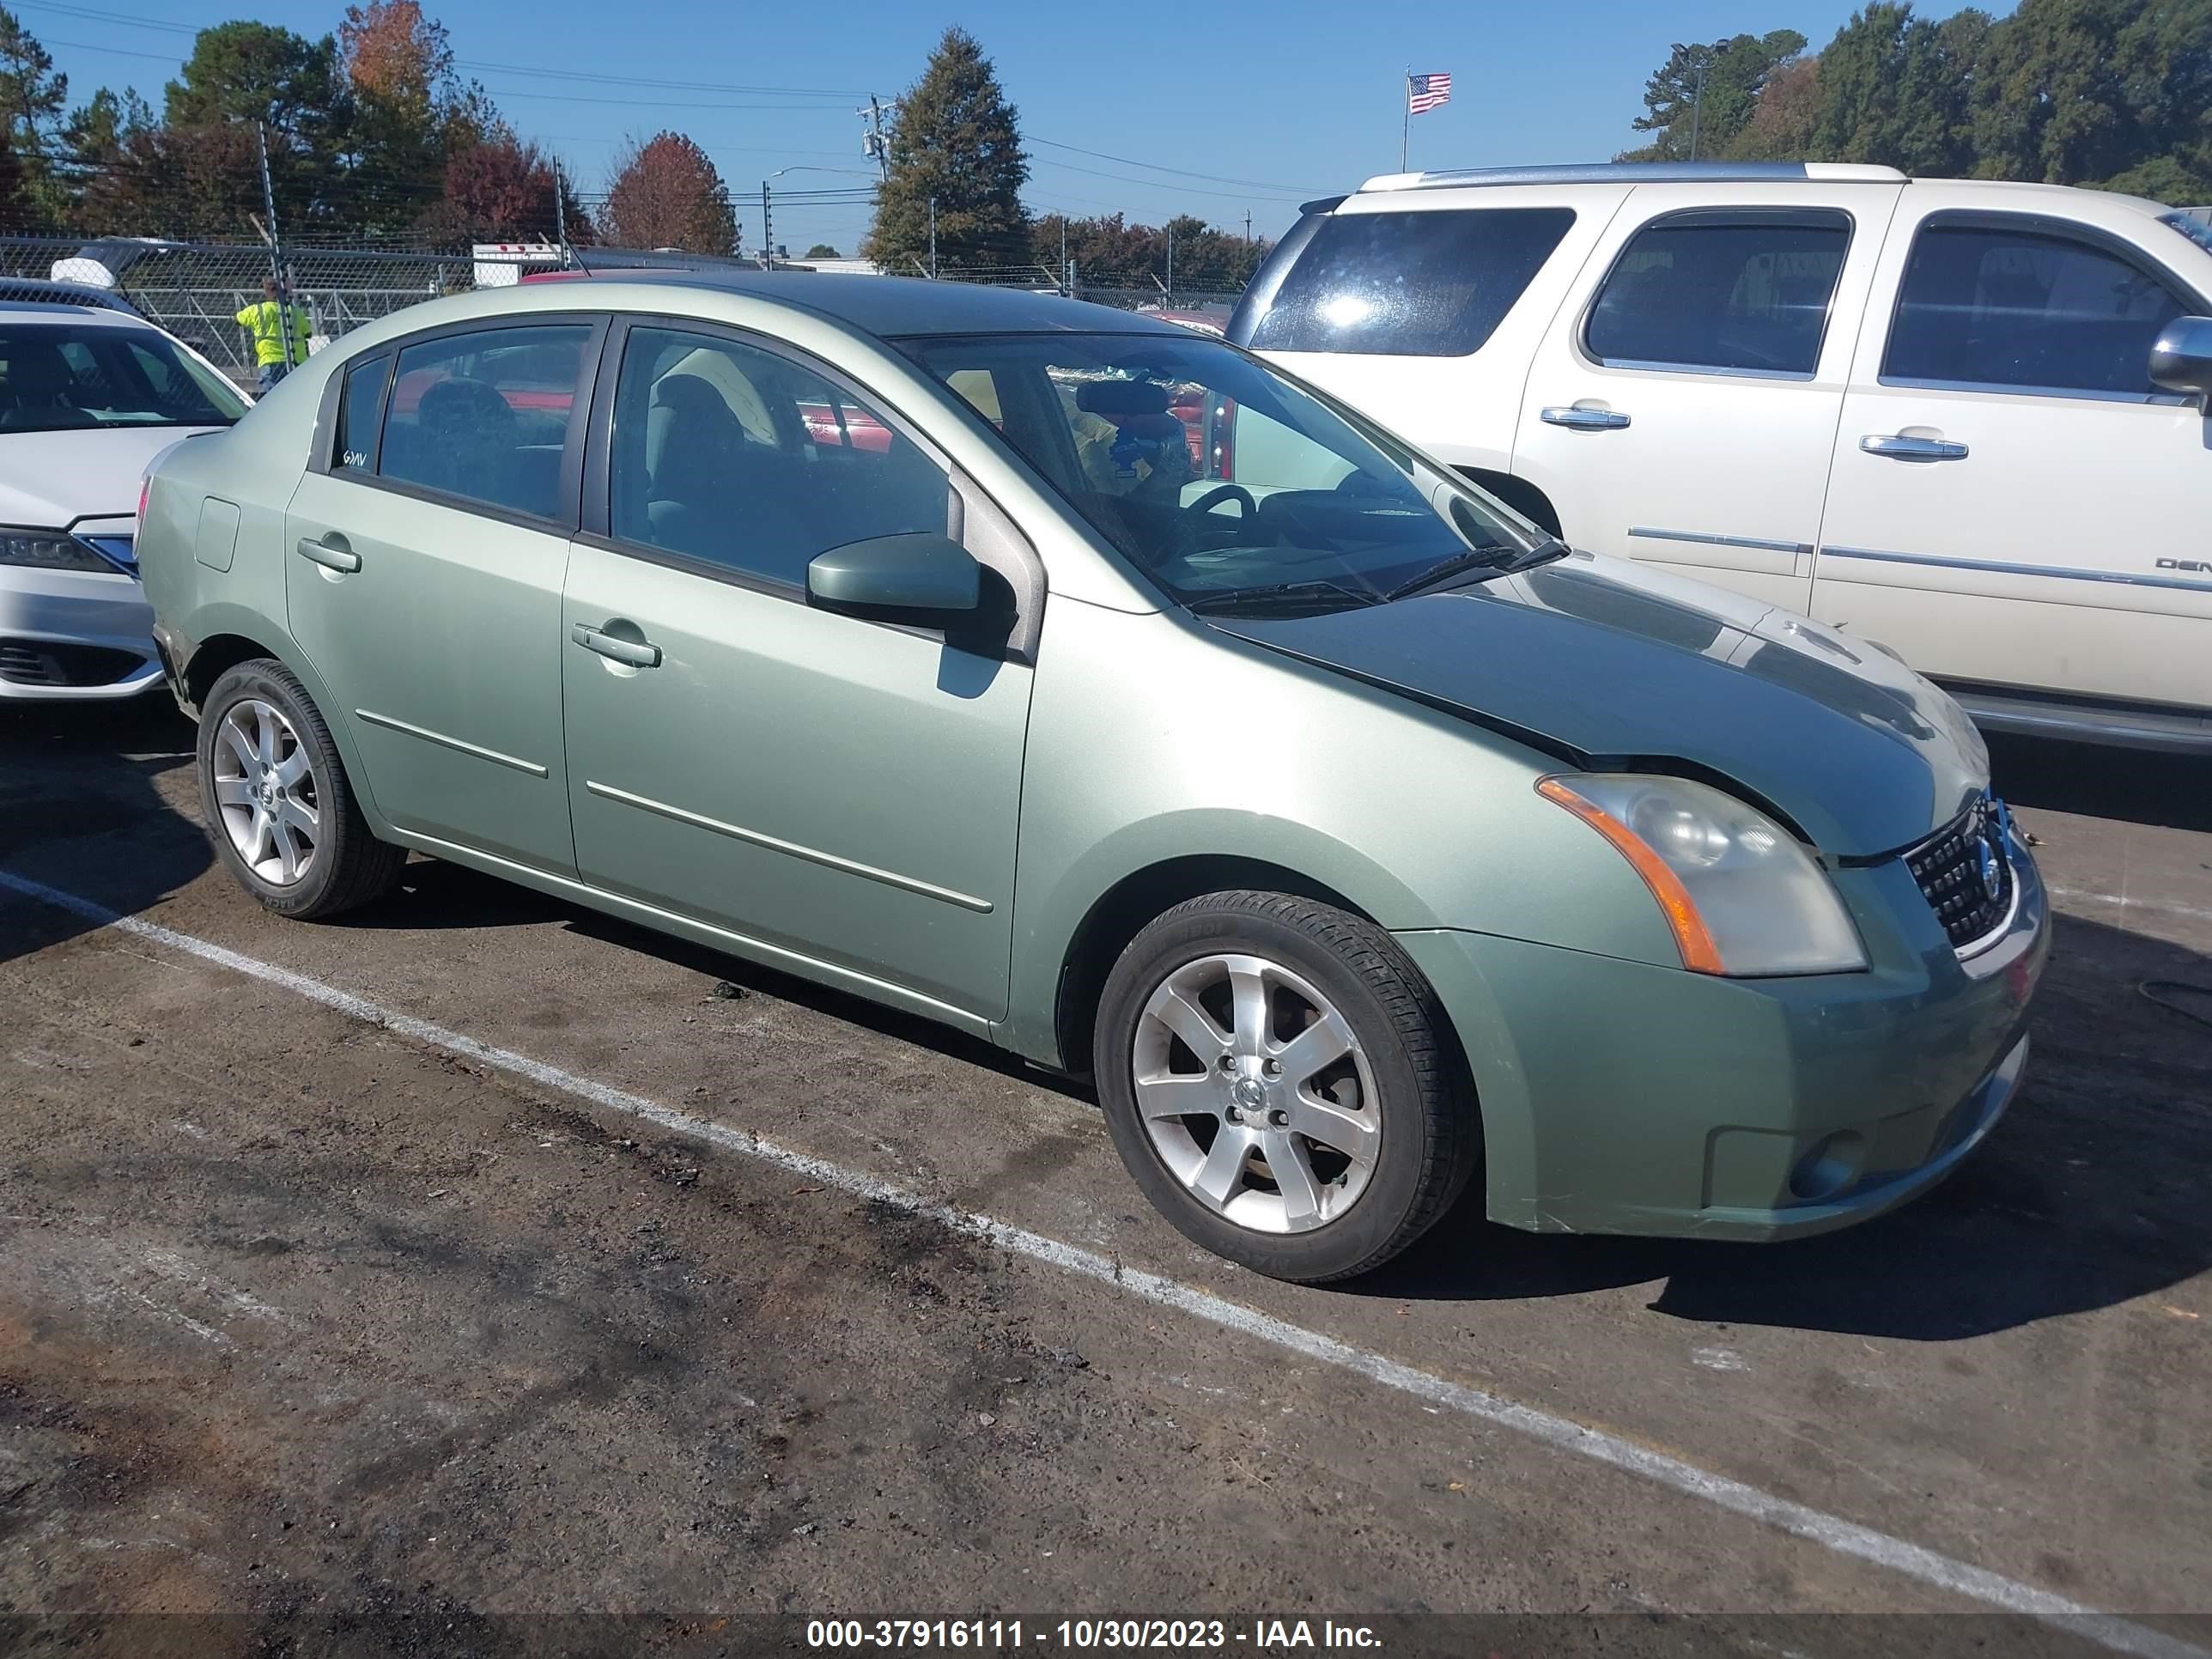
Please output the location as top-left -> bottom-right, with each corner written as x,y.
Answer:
1183,578 -> 1382,615
1386,536 -> 1570,600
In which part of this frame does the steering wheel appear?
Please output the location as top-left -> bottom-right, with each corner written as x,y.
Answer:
1185,483 -> 1257,524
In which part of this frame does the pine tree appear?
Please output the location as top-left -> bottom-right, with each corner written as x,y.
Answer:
864,27 -> 1027,273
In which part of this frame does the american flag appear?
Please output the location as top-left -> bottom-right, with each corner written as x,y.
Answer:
1407,71 -> 1452,115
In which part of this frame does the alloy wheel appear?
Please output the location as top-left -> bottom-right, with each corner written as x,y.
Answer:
211,697 -> 321,886
1131,951 -> 1381,1233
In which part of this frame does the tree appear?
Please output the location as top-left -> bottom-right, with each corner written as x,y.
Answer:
1967,0 -> 2212,192
1724,57 -> 1826,161
1029,212 -> 1270,292
0,5 -> 67,222
1621,30 -> 1807,161
425,130 -> 590,243
599,131 -> 735,252
164,21 -> 349,228
1807,3 -> 1982,175
865,27 -> 1027,270
804,241 -> 841,258
52,86 -> 155,225
338,1 -> 495,233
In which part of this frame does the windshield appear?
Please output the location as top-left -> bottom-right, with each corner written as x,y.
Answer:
902,331 -> 1534,610
0,323 -> 246,434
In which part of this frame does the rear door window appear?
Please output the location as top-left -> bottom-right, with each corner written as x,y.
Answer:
377,323 -> 592,519
1881,220 -> 2190,397
1586,210 -> 1851,376
1245,207 -> 1575,356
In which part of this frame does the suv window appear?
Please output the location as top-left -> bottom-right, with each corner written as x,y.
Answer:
608,325 -> 951,589
1245,208 -> 1575,356
1883,221 -> 2189,397
1587,211 -> 1850,376
376,323 -> 591,518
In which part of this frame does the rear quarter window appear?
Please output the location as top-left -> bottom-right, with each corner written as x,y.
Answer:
1244,207 -> 1576,357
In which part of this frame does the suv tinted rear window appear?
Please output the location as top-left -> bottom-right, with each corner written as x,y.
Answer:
1585,210 -> 1850,376
1244,207 -> 1574,356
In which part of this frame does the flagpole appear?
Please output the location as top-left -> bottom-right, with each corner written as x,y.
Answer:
1401,65 -> 1410,172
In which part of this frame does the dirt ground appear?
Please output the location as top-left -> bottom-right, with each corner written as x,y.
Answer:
3,697 -> 2209,1658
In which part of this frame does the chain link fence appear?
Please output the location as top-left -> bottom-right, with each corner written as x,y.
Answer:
0,233 -> 1253,388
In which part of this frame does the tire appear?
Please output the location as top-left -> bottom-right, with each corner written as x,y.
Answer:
1093,890 -> 1480,1284
197,658 -> 404,920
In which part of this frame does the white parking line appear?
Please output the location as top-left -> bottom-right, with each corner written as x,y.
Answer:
2,866 -> 2202,1659
2050,886 -> 2212,927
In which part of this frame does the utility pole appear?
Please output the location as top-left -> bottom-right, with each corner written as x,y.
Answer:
761,180 -> 773,266
858,94 -> 897,181
927,196 -> 937,279
1059,216 -> 1067,294
1243,209 -> 1251,244
252,121 -> 295,370
553,160 -> 567,259
1165,222 -> 1175,302
1687,58 -> 1707,161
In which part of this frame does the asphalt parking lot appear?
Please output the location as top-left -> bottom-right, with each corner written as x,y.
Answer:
3,696 -> 2209,1656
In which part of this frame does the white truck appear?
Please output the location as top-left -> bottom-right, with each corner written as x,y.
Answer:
1231,161 -> 2212,751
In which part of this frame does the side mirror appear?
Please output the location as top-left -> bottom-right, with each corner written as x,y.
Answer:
807,532 -> 981,620
2148,315 -> 2212,401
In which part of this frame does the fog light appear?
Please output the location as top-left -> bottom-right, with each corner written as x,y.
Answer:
1788,1131 -> 1865,1202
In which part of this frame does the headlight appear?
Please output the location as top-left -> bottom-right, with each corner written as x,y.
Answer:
0,527 -> 114,574
1538,773 -> 1869,976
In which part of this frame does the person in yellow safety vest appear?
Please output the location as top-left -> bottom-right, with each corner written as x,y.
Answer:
236,276 -> 312,394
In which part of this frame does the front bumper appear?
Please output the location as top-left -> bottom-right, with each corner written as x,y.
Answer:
1397,828 -> 2051,1240
0,564 -> 161,701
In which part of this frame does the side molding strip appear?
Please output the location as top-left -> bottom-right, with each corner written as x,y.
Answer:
584,780 -> 994,914
355,708 -> 550,777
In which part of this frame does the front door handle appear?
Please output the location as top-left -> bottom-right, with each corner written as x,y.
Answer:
1860,433 -> 1968,462
295,536 -> 361,573
570,622 -> 662,668
1540,405 -> 1631,430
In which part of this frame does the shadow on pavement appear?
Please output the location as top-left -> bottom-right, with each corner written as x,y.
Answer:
9,699 -> 2208,1341
0,694 -> 207,966
1989,730 -> 2212,833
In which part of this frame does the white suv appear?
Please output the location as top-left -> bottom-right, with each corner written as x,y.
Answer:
1231,161 -> 2212,751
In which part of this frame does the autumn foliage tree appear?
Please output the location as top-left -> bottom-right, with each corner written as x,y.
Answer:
422,130 -> 590,243
599,131 -> 736,252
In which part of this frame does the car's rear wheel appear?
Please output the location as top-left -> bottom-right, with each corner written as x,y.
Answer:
198,659 -> 404,919
1093,890 -> 1480,1283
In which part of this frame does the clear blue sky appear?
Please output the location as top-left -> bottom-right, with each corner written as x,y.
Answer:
25,0 -> 2001,254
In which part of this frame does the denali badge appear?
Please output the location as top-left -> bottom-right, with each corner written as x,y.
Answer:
2156,557 -> 2210,573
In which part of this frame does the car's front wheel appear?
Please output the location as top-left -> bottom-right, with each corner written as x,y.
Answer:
1093,890 -> 1480,1283
198,658 -> 404,919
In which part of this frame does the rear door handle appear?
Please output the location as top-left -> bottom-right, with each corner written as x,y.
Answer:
294,535 -> 361,573
570,622 -> 662,668
1860,433 -> 1968,462
1540,405 -> 1631,430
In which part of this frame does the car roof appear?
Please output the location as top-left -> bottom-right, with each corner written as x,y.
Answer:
0,301 -> 153,327
568,269 -> 1190,339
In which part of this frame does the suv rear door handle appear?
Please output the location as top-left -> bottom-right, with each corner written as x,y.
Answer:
570,622 -> 662,668
1861,433 -> 1968,462
295,535 -> 361,573
1540,405 -> 1630,430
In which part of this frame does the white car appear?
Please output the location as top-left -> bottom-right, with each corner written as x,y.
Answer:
1231,162 -> 2212,751
0,297 -> 248,701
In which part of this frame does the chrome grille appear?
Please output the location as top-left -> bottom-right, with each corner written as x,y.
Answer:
1905,796 -> 2014,952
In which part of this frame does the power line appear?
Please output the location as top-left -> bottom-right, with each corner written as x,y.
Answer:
1028,137 -> 1330,196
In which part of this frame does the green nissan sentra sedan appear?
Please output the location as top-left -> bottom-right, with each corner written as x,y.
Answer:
135,274 -> 2049,1283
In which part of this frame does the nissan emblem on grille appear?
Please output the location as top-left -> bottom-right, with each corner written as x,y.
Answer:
1905,795 -> 2013,953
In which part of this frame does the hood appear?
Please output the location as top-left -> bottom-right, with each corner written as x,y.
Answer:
1212,553 -> 1990,857
0,425 -> 224,526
